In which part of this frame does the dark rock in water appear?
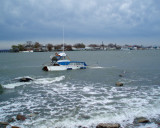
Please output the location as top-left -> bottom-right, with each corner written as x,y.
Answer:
8,118 -> 16,123
115,82 -> 123,86
96,123 -> 121,128
134,117 -> 150,123
78,126 -> 88,128
16,114 -> 26,121
19,77 -> 33,82
0,122 -> 9,128
11,126 -> 21,128
0,84 -> 3,94
119,74 -> 123,77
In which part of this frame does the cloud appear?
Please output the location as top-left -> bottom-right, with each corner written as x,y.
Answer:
0,0 -> 160,45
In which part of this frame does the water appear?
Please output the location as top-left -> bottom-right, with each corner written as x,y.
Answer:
0,50 -> 160,128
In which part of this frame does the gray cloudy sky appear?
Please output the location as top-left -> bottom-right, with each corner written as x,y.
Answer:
0,0 -> 160,48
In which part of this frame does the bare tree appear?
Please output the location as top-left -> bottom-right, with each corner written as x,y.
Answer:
47,43 -> 54,51
34,42 -> 41,48
73,43 -> 85,48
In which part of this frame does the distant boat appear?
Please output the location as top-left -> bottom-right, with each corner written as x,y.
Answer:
21,50 -> 33,53
42,52 -> 87,71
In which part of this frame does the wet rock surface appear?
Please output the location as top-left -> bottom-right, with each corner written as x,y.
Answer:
19,77 -> 33,82
0,84 -> 3,94
96,123 -> 121,128
0,122 -> 9,128
115,82 -> 124,86
8,118 -> 16,123
119,74 -> 123,77
133,117 -> 150,124
16,114 -> 26,121
11,126 -> 20,128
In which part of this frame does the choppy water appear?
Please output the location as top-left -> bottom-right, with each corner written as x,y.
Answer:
0,50 -> 160,128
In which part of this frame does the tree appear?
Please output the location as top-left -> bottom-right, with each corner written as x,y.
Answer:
73,43 -> 85,48
88,44 -> 99,48
65,45 -> 72,51
18,44 -> 25,51
54,44 -> 62,51
47,43 -> 53,51
34,42 -> 41,48
108,43 -> 116,48
11,45 -> 19,52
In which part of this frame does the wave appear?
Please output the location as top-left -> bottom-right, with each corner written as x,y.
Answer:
34,75 -> 65,84
11,104 -> 159,128
2,75 -> 65,89
88,66 -> 115,69
1,78 -> 160,128
2,82 -> 30,89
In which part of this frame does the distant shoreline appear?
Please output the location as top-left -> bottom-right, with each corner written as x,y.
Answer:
0,48 -> 160,53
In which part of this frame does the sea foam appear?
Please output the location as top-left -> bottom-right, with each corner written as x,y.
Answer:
2,75 -> 65,89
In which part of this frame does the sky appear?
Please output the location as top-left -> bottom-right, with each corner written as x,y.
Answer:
0,0 -> 160,49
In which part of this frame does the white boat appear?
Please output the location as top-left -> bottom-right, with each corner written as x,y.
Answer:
42,52 -> 87,71
42,28 -> 87,71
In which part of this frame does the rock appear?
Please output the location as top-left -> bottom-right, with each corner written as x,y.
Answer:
0,84 -> 3,94
96,123 -> 121,128
134,117 -> 150,123
0,122 -> 9,128
8,118 -> 16,123
78,126 -> 88,128
19,77 -> 33,82
115,82 -> 123,86
119,74 -> 123,77
16,114 -> 26,121
11,126 -> 21,128
0,122 -> 9,125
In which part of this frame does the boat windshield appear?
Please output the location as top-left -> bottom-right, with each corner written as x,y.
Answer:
51,52 -> 70,62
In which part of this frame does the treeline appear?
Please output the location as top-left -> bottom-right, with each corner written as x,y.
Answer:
11,41 -> 86,52
11,41 -> 156,52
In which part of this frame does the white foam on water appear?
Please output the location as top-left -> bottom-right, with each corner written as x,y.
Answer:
14,76 -> 33,80
89,66 -> 105,69
20,106 -> 160,128
2,82 -> 31,89
88,66 -> 116,69
34,75 -> 65,84
1,75 -> 65,89
1,79 -> 160,128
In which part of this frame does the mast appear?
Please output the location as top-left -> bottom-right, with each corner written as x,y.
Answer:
63,26 -> 64,52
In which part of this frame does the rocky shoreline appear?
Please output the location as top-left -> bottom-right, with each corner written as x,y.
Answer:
1,76 -> 160,128
1,114 -> 160,128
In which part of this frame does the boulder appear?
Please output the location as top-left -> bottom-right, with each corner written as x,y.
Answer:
78,126 -> 88,128
134,117 -> 150,123
8,118 -> 16,123
0,122 -> 9,125
16,114 -> 26,121
0,122 -> 9,128
19,77 -> 33,82
0,84 -> 3,94
96,123 -> 121,128
115,82 -> 123,86
119,74 -> 123,77
11,126 -> 21,128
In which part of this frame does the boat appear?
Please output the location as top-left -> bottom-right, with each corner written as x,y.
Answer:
42,52 -> 87,71
42,28 -> 87,71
